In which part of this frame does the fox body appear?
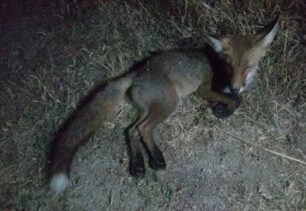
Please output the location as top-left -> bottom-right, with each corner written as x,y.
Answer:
49,18 -> 278,193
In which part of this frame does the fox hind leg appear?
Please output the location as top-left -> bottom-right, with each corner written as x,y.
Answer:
128,110 -> 148,177
129,84 -> 179,173
137,104 -> 176,170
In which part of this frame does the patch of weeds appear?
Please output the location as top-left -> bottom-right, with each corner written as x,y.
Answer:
194,105 -> 213,123
128,107 -> 139,123
110,125 -> 125,142
137,178 -> 174,209
251,84 -> 277,127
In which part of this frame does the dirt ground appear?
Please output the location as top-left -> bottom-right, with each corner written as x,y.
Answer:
1,0 -> 306,210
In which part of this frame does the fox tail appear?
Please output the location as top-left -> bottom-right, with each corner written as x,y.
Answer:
48,76 -> 133,193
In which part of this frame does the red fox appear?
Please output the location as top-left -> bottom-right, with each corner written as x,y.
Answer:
48,18 -> 278,192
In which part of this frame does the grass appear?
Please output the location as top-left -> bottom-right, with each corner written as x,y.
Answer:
1,0 -> 306,210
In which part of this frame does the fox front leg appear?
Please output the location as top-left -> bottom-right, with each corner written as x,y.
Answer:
208,92 -> 241,118
196,86 -> 241,118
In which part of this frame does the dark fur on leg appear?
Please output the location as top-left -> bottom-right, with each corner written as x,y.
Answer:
149,146 -> 166,170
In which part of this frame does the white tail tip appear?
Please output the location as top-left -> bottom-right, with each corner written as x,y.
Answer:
50,173 -> 70,193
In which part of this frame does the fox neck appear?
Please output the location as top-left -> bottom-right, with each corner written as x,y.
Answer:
203,45 -> 231,93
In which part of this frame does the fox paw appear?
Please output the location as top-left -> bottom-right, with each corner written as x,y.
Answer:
130,164 -> 145,177
149,148 -> 166,170
210,94 -> 241,118
149,157 -> 166,170
210,102 -> 236,118
130,153 -> 145,177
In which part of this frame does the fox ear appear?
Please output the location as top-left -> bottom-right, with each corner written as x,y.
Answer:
206,35 -> 224,52
255,17 -> 279,48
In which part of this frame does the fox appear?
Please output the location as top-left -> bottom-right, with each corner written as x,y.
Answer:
48,17 -> 278,193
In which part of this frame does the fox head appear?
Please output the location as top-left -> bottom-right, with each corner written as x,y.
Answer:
206,17 -> 278,95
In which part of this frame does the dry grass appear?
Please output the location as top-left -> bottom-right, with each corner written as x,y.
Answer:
1,0 -> 306,210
